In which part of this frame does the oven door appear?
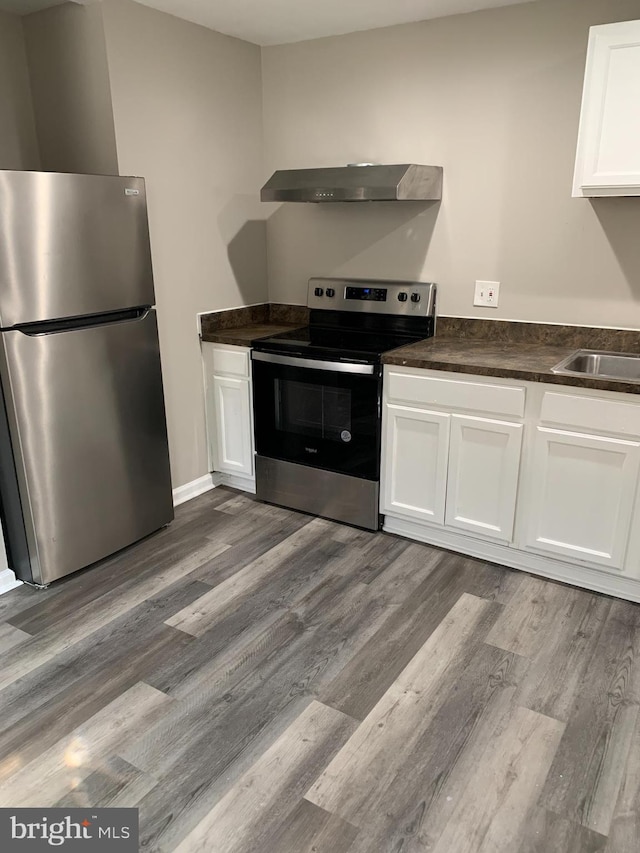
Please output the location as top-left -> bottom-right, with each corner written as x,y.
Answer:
252,352 -> 381,480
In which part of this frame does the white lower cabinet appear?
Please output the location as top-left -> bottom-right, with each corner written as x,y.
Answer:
212,375 -> 253,476
381,404 -> 449,524
382,368 -> 525,545
381,365 -> 640,602
202,343 -> 255,486
445,415 -> 523,542
523,427 -> 640,570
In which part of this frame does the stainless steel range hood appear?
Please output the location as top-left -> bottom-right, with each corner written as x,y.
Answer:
260,164 -> 443,203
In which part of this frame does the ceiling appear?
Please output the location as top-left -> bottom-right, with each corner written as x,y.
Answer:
0,0 -> 537,45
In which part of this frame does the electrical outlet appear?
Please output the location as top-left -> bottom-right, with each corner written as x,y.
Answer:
474,280 -> 500,308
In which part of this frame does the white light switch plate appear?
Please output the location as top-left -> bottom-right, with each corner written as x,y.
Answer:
474,280 -> 500,307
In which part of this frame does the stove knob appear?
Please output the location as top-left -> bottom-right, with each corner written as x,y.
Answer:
411,293 -> 421,303
397,292 -> 408,302
326,288 -> 335,297
314,287 -> 324,297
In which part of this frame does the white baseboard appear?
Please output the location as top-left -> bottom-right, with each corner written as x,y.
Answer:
0,568 -> 21,594
173,471 -> 256,506
383,515 -> 640,604
172,473 -> 216,506
212,471 -> 256,494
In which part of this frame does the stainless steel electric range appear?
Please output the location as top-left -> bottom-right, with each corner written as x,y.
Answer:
251,277 -> 437,530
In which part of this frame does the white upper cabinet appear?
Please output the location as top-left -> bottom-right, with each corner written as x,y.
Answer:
573,20 -> 640,197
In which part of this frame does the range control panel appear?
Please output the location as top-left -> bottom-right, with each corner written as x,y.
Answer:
345,286 -> 387,302
308,278 -> 436,317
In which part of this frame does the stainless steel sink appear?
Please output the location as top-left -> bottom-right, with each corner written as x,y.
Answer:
551,349 -> 640,382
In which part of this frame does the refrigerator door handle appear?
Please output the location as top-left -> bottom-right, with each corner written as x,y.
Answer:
13,307 -> 151,336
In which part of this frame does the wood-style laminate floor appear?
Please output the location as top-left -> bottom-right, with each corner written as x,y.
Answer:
0,486 -> 638,852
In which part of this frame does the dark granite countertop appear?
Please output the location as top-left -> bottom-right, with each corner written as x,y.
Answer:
382,337 -> 640,395
201,322 -> 304,347
200,303 -> 309,346
200,308 -> 640,395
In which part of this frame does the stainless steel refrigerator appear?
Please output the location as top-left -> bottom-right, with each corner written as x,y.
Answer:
0,170 -> 173,586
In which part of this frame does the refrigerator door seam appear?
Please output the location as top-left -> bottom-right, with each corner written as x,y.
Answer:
0,335 -> 45,584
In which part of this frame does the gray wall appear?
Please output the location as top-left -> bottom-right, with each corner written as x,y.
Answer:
7,0 -> 640,490
15,0 -> 266,490
0,9 -> 39,170
23,2 -> 118,175
102,0 -> 267,489
262,0 -> 640,328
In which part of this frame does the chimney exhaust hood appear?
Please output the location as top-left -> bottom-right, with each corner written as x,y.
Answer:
260,164 -> 443,203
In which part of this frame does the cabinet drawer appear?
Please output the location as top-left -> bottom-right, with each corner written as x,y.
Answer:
211,346 -> 250,378
386,369 -> 525,418
540,391 -> 640,438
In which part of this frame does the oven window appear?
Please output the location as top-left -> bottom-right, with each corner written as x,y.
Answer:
275,379 -> 351,442
252,357 -> 381,480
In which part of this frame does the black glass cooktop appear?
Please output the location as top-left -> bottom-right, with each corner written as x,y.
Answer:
253,326 -> 422,364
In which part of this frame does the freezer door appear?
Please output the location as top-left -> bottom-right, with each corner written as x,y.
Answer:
0,171 -> 155,327
0,310 -> 173,584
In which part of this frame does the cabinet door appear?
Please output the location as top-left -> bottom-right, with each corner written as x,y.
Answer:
573,21 -> 640,196
381,404 -> 450,524
524,427 -> 640,570
212,376 -> 254,477
445,415 -> 523,542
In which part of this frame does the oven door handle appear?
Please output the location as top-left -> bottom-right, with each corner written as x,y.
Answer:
251,351 -> 375,375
